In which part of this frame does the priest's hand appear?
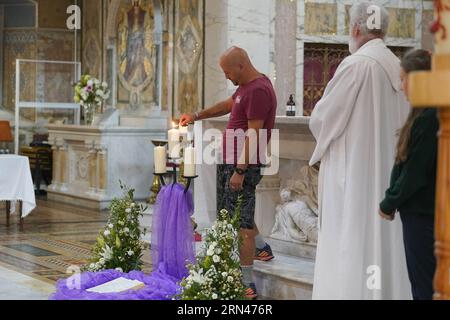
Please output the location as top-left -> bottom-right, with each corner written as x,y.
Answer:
229,173 -> 244,192
379,210 -> 395,221
179,113 -> 195,126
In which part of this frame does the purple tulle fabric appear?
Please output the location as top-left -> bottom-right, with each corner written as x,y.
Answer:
151,183 -> 195,279
50,270 -> 181,300
50,183 -> 195,300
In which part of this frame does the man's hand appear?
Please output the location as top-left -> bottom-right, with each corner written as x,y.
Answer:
179,113 -> 195,126
379,209 -> 395,221
229,172 -> 244,192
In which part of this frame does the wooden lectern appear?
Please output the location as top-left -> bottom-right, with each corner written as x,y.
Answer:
409,0 -> 450,300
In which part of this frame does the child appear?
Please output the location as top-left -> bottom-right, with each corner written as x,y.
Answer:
379,49 -> 439,300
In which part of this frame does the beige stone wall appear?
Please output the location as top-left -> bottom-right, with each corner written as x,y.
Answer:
305,3 -> 337,36
172,0 -> 204,118
38,0 -> 75,29
100,0 -> 204,118
82,0 -> 104,79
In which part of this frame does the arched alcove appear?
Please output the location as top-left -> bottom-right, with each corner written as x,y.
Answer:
104,0 -> 164,111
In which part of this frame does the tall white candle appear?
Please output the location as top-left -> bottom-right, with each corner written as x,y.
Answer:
154,146 -> 167,174
187,131 -> 194,142
179,125 -> 188,135
168,127 -> 180,158
184,145 -> 196,177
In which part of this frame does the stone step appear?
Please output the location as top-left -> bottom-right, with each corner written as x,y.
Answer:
253,252 -> 314,300
139,209 -> 315,300
266,237 -> 316,260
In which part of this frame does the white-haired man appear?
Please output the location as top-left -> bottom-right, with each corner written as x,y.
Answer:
309,2 -> 412,299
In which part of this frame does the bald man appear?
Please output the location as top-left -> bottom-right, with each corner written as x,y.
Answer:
180,46 -> 277,299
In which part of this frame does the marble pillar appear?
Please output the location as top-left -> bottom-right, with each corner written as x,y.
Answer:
204,0 -> 229,107
97,145 -> 107,193
51,144 -> 60,190
227,0 -> 274,96
275,0 -> 297,115
59,145 -> 68,192
192,120 -> 218,230
87,144 -> 98,193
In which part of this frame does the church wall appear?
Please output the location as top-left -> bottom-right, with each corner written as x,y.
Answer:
172,0 -> 204,118
200,0 -> 436,233
275,0 -> 297,116
295,0 -> 434,117
82,0 -> 104,80
98,0 -> 204,122
38,0 -> 75,29
204,0 -> 228,108
203,1 -> 434,116
1,0 -> 79,124
2,30 -> 37,114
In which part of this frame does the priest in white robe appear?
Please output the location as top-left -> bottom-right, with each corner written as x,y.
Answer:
309,2 -> 412,299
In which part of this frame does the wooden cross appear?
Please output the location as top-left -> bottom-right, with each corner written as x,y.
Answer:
409,0 -> 450,300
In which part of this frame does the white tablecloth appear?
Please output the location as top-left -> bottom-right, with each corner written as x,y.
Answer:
0,155 -> 36,217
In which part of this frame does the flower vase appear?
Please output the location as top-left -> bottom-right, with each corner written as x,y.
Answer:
83,103 -> 95,126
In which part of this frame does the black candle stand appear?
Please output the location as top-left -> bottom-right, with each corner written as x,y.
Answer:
182,175 -> 199,193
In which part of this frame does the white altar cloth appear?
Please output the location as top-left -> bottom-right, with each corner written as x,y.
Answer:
0,155 -> 36,217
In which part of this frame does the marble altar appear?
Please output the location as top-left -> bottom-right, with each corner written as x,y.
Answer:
194,116 -> 316,252
47,117 -> 167,210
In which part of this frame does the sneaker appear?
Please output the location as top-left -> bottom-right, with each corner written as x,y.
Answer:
244,283 -> 258,300
254,243 -> 274,261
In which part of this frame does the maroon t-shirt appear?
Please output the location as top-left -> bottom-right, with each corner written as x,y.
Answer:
223,75 -> 277,165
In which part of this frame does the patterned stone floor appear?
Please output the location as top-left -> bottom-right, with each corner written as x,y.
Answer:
0,199 -> 153,296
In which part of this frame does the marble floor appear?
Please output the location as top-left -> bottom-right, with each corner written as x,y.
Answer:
0,199 -> 153,300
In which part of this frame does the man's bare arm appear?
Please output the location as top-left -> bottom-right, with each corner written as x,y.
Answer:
179,97 -> 233,126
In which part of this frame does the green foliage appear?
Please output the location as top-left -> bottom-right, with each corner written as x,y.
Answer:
85,182 -> 148,273
179,194 -> 246,300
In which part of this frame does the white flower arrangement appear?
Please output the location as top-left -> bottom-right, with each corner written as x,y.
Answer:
74,75 -> 110,124
74,75 -> 110,107
85,182 -> 148,273
179,195 -> 246,300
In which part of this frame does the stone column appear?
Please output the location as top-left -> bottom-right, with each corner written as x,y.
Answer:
87,144 -> 98,193
96,146 -> 107,193
59,144 -> 68,192
204,0 -> 229,107
50,143 -> 60,191
227,0 -> 273,96
274,0 -> 297,115
254,175 -> 281,238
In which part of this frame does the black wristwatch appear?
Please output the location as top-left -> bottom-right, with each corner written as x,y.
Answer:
234,167 -> 247,175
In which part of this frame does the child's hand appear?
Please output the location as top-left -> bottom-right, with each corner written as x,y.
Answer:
379,210 -> 395,221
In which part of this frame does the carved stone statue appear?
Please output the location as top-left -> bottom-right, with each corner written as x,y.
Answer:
270,165 -> 319,244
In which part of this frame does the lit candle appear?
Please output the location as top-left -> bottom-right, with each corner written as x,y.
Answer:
179,125 -> 188,136
168,125 -> 180,158
154,146 -> 167,174
184,145 -> 196,177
